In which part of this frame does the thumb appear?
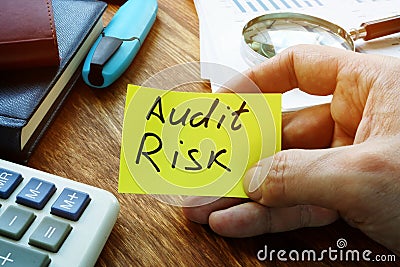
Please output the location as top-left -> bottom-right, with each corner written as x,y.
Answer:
243,147 -> 349,210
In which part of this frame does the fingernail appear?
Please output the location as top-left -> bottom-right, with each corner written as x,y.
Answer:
244,157 -> 273,195
245,166 -> 263,194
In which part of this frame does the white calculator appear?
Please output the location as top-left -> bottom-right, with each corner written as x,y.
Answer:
0,159 -> 120,267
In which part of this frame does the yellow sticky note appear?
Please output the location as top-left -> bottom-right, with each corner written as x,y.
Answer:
118,85 -> 281,198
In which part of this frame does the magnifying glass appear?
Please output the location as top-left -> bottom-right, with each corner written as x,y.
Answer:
242,12 -> 400,65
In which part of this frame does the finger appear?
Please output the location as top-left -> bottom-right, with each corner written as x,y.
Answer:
209,202 -> 338,237
220,44 -> 350,95
243,146 -> 351,210
282,103 -> 334,149
182,196 -> 247,224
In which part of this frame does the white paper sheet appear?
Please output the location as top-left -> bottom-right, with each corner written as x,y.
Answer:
194,0 -> 400,111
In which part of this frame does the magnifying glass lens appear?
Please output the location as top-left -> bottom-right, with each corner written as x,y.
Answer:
243,14 -> 354,60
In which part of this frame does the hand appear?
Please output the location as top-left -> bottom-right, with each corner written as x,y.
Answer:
183,45 -> 400,255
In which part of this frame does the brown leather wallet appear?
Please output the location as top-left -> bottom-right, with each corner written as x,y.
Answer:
0,0 -> 60,70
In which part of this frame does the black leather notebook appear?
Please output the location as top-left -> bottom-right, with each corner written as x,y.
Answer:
0,0 -> 107,163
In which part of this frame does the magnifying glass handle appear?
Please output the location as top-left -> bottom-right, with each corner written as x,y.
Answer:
352,15 -> 400,41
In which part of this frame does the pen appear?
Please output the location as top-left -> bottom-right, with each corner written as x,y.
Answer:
82,0 -> 158,88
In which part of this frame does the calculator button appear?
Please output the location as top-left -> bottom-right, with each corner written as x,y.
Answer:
0,168 -> 23,199
29,217 -> 72,253
16,178 -> 56,210
0,206 -> 36,240
0,239 -> 50,267
51,188 -> 91,221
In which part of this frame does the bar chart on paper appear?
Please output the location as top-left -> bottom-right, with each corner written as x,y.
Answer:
230,0 -> 396,13
231,0 -> 325,13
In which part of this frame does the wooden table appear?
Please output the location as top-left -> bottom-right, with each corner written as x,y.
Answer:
29,1 -> 398,266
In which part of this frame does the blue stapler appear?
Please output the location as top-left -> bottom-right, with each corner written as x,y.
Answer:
82,0 -> 158,88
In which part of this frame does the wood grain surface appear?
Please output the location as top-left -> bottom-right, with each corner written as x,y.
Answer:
28,1 -> 398,266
